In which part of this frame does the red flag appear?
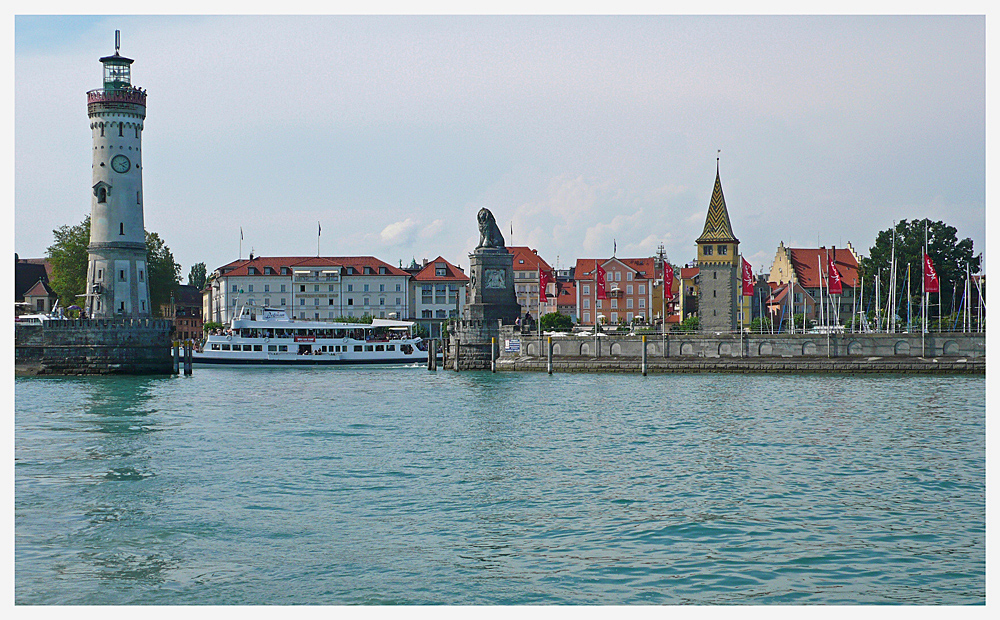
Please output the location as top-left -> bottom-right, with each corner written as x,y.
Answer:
595,262 -> 607,300
539,269 -> 550,303
662,263 -> 674,297
827,253 -> 843,295
923,253 -> 939,293
741,258 -> 754,296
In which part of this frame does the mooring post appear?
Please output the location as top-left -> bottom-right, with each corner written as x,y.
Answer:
547,336 -> 553,374
173,343 -> 180,374
491,337 -> 496,373
454,338 -> 460,371
183,343 -> 192,375
427,339 -> 435,371
642,335 -> 647,376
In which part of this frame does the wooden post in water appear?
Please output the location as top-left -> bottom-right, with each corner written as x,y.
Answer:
491,337 -> 496,373
454,338 -> 460,372
547,336 -> 553,374
173,343 -> 180,374
183,343 -> 193,375
642,335 -> 647,376
427,339 -> 435,371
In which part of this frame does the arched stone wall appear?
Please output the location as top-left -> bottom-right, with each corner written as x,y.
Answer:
847,340 -> 863,356
719,342 -> 732,356
802,341 -> 817,355
894,340 -> 910,356
759,342 -> 773,356
581,342 -> 591,356
552,343 -> 561,355
943,340 -> 959,356
526,342 -> 538,356
611,342 -> 622,356
681,342 -> 694,355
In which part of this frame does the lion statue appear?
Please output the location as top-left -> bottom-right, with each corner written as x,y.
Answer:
476,207 -> 506,249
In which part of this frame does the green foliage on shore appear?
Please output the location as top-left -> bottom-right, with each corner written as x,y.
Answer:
540,312 -> 573,331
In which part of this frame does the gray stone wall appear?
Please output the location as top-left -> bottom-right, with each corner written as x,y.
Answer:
15,319 -> 173,375
498,329 -> 985,360
697,263 -> 738,333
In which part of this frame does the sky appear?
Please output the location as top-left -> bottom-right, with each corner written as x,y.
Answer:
12,12 -> 986,280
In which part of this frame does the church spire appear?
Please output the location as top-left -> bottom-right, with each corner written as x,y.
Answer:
696,159 -> 739,244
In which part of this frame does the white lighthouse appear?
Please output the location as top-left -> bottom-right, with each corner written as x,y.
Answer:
85,31 -> 150,318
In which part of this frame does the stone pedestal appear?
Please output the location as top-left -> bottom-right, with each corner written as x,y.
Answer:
449,247 -> 521,370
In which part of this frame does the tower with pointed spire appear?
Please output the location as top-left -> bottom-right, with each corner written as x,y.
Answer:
695,159 -> 740,332
84,31 -> 150,318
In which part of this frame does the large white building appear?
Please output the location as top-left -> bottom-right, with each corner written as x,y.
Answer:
205,256 -> 412,324
406,256 -> 469,337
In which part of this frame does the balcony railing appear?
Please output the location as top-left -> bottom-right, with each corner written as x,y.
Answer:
87,87 -> 147,106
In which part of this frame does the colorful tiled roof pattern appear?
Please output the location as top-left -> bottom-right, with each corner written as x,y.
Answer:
696,166 -> 738,244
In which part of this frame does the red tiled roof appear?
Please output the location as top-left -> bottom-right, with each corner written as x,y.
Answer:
508,247 -> 552,272
556,282 -> 576,306
216,256 -> 409,278
413,256 -> 470,282
24,279 -> 55,298
680,267 -> 699,279
573,257 -> 654,281
788,247 -> 859,289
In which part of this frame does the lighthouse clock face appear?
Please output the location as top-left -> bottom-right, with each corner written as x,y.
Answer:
111,154 -> 131,173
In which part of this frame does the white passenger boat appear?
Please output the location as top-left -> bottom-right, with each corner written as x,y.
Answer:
193,305 -> 428,365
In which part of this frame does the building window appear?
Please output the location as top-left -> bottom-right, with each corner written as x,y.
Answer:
347,284 -> 353,292
300,285 -> 305,292
137,191 -> 141,204
248,285 -> 254,293
363,297 -> 370,306
627,273 -> 633,281
396,298 -> 401,305
281,267 -> 289,275
119,270 -> 126,281
627,298 -> 633,309
639,284 -> 645,294
119,222 -> 124,235
627,285 -> 633,295
714,272 -> 717,280
583,299 -> 590,309
314,298 -> 319,306
281,284 -> 286,292
639,298 -> 645,308
280,298 -> 286,305
584,312 -> 590,323
347,298 -> 353,306
364,284 -> 369,292
422,310 -> 432,318
248,267 -> 256,275
436,265 -> 447,277
314,285 -> 320,292
138,270 -> 144,282
611,299 -> 618,309
718,245 -> 728,255
264,285 -> 270,292
396,284 -> 401,292
583,285 -> 590,295
704,246 -> 713,256
264,298 -> 270,306
300,298 -> 305,305
379,284 -> 385,292
597,300 -> 602,309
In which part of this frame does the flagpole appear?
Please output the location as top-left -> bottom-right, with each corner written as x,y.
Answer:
317,221 -> 321,257
239,227 -> 243,261
923,221 -> 927,354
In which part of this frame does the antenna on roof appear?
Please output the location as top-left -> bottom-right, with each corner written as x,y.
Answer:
115,30 -> 120,54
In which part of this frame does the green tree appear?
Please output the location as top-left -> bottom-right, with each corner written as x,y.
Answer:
539,312 -> 573,331
188,262 -> 207,289
677,316 -> 700,332
46,216 -> 181,316
859,219 -> 981,320
145,231 -> 181,316
46,216 -> 91,308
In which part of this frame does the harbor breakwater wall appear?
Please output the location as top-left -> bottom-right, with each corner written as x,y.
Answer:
478,329 -> 984,374
15,319 -> 173,375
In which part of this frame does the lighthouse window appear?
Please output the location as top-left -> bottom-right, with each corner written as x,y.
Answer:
119,270 -> 125,281
138,270 -> 144,282
100,124 -> 105,137
137,191 -> 141,204
135,126 -> 140,138
120,222 -> 124,235
119,123 -> 123,137
98,188 -> 107,203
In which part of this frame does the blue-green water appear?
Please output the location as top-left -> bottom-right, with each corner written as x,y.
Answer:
15,367 -> 985,604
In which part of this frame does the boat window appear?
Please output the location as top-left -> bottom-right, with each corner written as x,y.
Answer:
354,345 -> 363,352
253,345 -> 262,351
322,346 -> 328,352
211,344 -> 220,350
267,345 -> 277,352
243,345 -> 252,351
221,344 -> 231,351
278,345 -> 287,352
375,345 -> 384,351
365,345 -> 373,352
387,345 -> 395,351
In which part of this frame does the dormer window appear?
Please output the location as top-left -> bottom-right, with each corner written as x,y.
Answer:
281,267 -> 289,275
379,267 -> 387,275
248,267 -> 256,275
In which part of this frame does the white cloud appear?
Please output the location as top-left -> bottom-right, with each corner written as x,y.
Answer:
379,219 -> 418,246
